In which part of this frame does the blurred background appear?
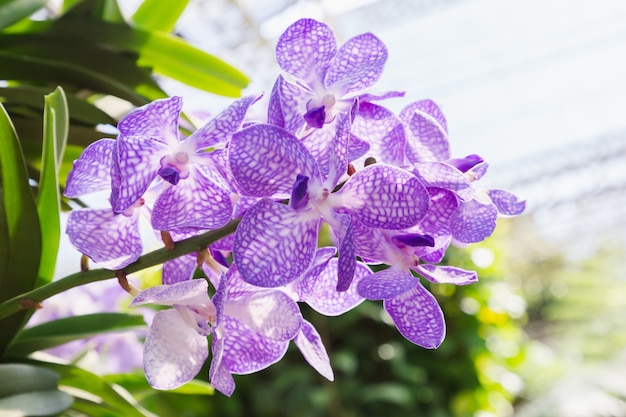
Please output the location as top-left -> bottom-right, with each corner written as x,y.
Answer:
3,0 -> 626,415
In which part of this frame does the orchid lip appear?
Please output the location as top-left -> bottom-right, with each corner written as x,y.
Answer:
291,174 -> 310,210
392,233 -> 436,248
158,166 -> 181,185
446,154 -> 484,173
303,105 -> 326,128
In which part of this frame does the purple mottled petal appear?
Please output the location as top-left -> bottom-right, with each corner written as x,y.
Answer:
358,91 -> 405,103
331,213 -> 356,291
473,162 -> 489,180
114,135 -> 167,213
67,208 -> 141,270
229,124 -> 320,197
305,259 -> 368,316
384,284 -> 445,348
277,76 -> 311,134
151,166 -> 232,231
130,279 -> 210,307
213,272 -> 227,327
451,199 -> 498,243
294,320 -> 334,381
221,317 -> 289,374
357,267 -> 417,300
65,139 -> 115,198
400,99 -> 448,134
402,106 -> 450,163
351,219 -> 388,262
189,94 -> 261,150
143,309 -> 208,389
421,246 -> 448,263
417,264 -> 478,286
414,162 -> 473,201
234,199 -> 319,287
268,77 -> 285,128
339,164 -> 429,229
325,33 -> 387,95
226,291 -> 302,341
326,113 -> 351,186
210,337 -> 235,396
409,188 -> 456,259
348,134 -> 371,163
117,96 -> 182,148
293,247 -> 337,300
276,18 -> 336,87
352,102 -> 406,167
487,189 -> 526,215
162,254 -> 197,285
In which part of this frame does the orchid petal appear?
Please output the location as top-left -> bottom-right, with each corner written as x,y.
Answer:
268,77 -> 285,128
64,139 -> 115,198
276,18 -> 337,87
417,264 -> 478,286
294,320 -> 334,381
305,259 -> 369,316
189,94 -> 261,150
162,254 -> 197,285
384,284 -> 445,348
331,213 -> 356,291
352,102 -> 406,167
130,279 -> 210,308
234,199 -> 319,287
325,33 -> 387,95
487,189 -> 526,215
229,124 -> 320,197
221,317 -> 289,374
117,96 -> 182,148
294,247 -> 337,300
402,103 -> 450,163
151,166 -> 232,231
414,162 -> 473,201
66,208 -> 141,270
451,199 -> 498,243
209,337 -> 235,396
226,291 -> 302,341
357,267 -> 417,300
339,164 -> 429,229
143,309 -> 208,390
277,75 -> 311,134
400,99 -> 448,135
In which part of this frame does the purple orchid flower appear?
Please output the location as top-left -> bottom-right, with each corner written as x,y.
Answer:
113,94 -> 260,232
64,139 -> 147,269
229,114 -> 430,291
401,100 -> 526,243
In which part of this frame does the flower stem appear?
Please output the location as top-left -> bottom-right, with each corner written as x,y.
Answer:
0,219 -> 240,320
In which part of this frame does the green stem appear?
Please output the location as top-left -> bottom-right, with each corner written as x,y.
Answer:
0,218 -> 240,320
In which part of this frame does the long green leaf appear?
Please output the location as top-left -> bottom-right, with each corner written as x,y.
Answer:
0,0 -> 47,30
0,102 -> 42,355
35,87 -> 68,287
29,360 -> 155,417
104,373 -> 214,399
6,313 -> 146,356
131,0 -> 190,32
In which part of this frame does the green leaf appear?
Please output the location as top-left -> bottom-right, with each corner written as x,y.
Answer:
32,361 -> 155,417
0,0 -> 47,30
0,363 -> 59,398
6,313 -> 146,356
105,373 -> 214,399
0,102 -> 42,355
35,87 -> 68,287
0,390 -> 73,416
131,0 -> 190,32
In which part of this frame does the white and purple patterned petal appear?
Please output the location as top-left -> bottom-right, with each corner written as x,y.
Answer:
225,290 -> 302,341
416,264 -> 478,286
162,254 -> 197,285
151,166 -> 233,231
276,18 -> 337,87
411,189 -> 458,255
351,219 -> 388,262
221,317 -> 289,374
130,279 -> 210,308
400,99 -> 448,135
331,213 -> 356,291
325,33 -> 387,95
325,113 -> 351,187
414,162 -> 473,201
117,96 -> 182,148
487,189 -> 526,215
189,94 -> 261,150
293,247 -> 337,301
402,104 -> 450,163
66,208 -> 142,270
229,124 -> 320,198
143,309 -> 208,390
294,320 -> 334,381
357,267 -> 417,300
209,337 -> 235,396
304,259 -> 369,316
383,284 -> 445,349
351,102 -> 406,167
64,139 -> 115,198
277,76 -> 311,134
339,164 -> 429,229
114,135 -> 168,213
268,77 -> 285,128
234,199 -> 319,287
451,199 -> 498,243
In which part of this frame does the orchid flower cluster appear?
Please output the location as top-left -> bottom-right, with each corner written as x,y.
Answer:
63,18 -> 525,396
